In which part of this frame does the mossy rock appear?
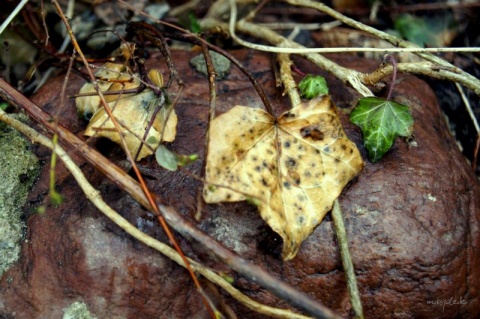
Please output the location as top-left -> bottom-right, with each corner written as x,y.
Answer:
0,115 -> 40,276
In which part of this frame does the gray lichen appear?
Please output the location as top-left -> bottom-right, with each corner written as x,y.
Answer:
190,50 -> 231,79
63,301 -> 97,319
0,115 -> 40,276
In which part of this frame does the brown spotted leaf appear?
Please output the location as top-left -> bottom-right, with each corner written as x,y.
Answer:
203,96 -> 363,260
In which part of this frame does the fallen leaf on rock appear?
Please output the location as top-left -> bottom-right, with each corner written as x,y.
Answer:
75,63 -> 177,161
203,96 -> 364,260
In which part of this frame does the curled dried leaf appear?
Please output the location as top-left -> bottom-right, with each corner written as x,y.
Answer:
203,96 -> 363,260
75,63 -> 177,161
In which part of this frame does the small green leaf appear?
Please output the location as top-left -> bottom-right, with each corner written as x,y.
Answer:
177,153 -> 199,167
298,75 -> 329,99
0,102 -> 8,111
155,144 -> 179,171
155,145 -> 198,171
350,97 -> 413,162
188,12 -> 201,33
146,136 -> 159,145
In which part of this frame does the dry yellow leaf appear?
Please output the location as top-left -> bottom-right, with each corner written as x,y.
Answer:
203,96 -> 363,260
75,63 -> 176,161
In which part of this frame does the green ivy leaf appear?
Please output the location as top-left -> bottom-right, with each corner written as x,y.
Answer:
350,97 -> 413,162
298,75 -> 329,99
155,145 -> 198,171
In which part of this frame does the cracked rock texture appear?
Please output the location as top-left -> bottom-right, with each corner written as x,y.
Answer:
0,49 -> 479,319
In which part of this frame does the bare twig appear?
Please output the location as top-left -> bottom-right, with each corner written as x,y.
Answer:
331,200 -> 364,319
277,53 -> 301,107
220,0 -> 480,98
384,55 -> 397,101
455,82 -> 480,170
201,16 -> 373,97
0,0 -> 29,35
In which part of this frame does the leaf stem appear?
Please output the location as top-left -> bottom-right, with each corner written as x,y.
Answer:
385,55 -> 397,100
331,200 -> 364,319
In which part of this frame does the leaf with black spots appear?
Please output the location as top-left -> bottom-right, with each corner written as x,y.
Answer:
203,96 -> 363,260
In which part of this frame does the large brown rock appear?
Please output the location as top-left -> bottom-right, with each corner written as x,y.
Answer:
1,49 -> 479,319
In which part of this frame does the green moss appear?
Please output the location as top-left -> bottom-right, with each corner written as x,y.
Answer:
0,115 -> 40,276
63,301 -> 97,319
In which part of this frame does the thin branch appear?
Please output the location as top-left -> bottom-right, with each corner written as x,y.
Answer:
0,0 -> 29,35
363,62 -> 480,96
331,200 -> 364,319
455,82 -> 480,170
384,55 -> 397,101
277,53 -> 301,107
220,0 -> 480,98
201,16 -> 373,97
226,0 -> 480,54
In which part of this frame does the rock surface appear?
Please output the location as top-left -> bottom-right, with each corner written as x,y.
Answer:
0,49 -> 479,319
0,115 -> 40,277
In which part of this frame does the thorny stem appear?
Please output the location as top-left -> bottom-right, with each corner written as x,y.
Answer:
51,2 -> 216,318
